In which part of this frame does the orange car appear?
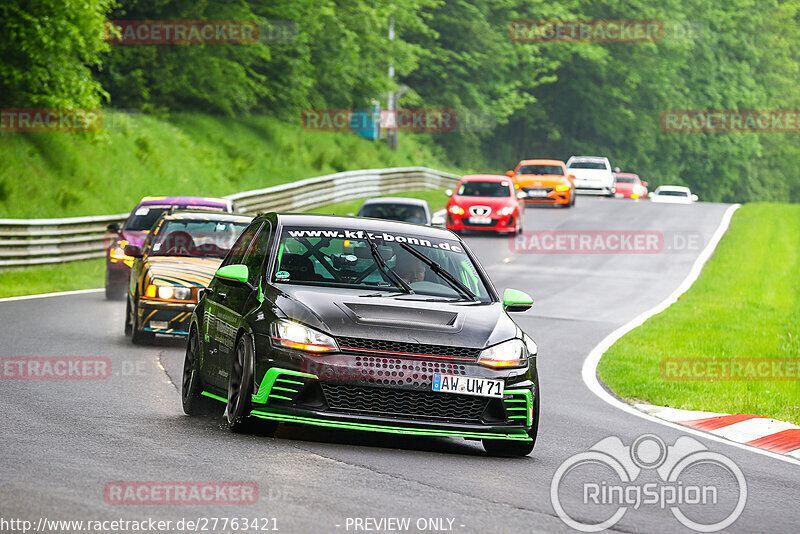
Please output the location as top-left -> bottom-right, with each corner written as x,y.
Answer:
507,159 -> 576,207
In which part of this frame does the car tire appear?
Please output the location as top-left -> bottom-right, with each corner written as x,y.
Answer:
182,328 -> 219,416
124,298 -> 133,335
131,297 -> 155,345
569,192 -> 576,207
226,334 -> 276,435
482,394 -> 539,457
105,276 -> 126,300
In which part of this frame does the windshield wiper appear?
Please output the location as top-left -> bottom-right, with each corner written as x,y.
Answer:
364,234 -> 414,294
397,243 -> 479,302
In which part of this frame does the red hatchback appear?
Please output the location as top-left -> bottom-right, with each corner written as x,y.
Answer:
446,175 -> 524,235
614,172 -> 649,199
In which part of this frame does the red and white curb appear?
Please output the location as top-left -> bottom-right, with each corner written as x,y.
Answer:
636,404 -> 800,459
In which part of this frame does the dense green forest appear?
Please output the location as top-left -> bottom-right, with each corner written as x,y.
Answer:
3,0 -> 799,203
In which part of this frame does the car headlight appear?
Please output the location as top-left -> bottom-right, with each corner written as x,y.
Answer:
145,284 -> 192,301
477,338 -> 528,368
555,184 -> 570,192
271,320 -> 339,353
449,205 -> 465,215
499,206 -> 515,216
109,240 -> 131,260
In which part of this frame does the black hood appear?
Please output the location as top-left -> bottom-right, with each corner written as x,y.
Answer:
270,285 -> 518,350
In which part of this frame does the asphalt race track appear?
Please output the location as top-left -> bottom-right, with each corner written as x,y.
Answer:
1,197 -> 798,533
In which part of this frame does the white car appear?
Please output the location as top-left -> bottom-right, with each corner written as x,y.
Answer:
566,156 -> 616,196
648,185 -> 699,204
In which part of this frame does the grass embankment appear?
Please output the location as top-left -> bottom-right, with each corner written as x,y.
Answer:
0,112 -> 461,297
0,111 -> 453,218
598,204 -> 800,424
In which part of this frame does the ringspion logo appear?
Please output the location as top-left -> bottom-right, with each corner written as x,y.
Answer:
509,20 -> 663,43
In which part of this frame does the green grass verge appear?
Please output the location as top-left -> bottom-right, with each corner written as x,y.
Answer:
598,203 -> 800,424
306,188 -> 449,216
0,111 -> 456,218
0,258 -> 105,299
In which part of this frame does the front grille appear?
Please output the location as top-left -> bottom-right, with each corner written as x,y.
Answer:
320,383 -> 489,423
522,187 -> 554,195
337,337 -> 480,360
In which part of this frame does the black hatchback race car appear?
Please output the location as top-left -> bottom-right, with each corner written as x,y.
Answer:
182,213 -> 539,456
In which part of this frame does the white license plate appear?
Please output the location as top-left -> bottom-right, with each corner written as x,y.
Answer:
149,320 -> 168,329
432,373 -> 504,398
527,190 -> 548,197
468,217 -> 492,225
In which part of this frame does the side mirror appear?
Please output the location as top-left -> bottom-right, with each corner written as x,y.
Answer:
648,192 -> 655,199
123,244 -> 143,258
445,189 -> 453,197
691,194 -> 698,201
505,170 -> 515,177
107,222 -> 121,233
503,288 -> 533,312
641,181 -> 648,188
568,174 -> 575,180
613,167 -> 621,173
215,264 -> 254,290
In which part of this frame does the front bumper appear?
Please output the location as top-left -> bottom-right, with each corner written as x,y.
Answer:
575,184 -> 614,195
520,186 -> 571,204
136,298 -> 196,336
240,344 -> 537,440
446,214 -> 517,232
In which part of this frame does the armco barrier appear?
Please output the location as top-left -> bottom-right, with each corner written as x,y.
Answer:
0,167 -> 459,268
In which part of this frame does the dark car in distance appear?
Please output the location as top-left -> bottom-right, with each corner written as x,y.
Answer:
182,213 -> 540,456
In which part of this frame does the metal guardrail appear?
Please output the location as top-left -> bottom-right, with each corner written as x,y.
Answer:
0,167 -> 459,268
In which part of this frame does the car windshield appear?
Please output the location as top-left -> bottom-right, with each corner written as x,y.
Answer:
125,204 -> 226,231
616,176 -> 637,183
658,190 -> 689,197
358,203 -> 428,224
517,164 -> 564,175
272,226 -> 492,301
147,219 -> 249,258
457,181 -> 511,197
569,161 -> 607,170
124,206 -> 171,231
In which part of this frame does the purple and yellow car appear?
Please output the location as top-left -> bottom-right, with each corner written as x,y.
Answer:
123,210 -> 251,344
105,196 -> 233,299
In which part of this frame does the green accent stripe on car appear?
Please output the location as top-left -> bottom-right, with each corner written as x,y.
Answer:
251,367 -> 317,405
504,389 -> 533,427
201,391 -> 227,403
249,410 -> 532,441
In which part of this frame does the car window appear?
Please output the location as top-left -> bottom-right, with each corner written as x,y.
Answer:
517,165 -> 564,175
242,221 -> 272,285
148,219 -> 249,258
272,226 -> 492,301
124,206 -> 171,231
615,176 -> 637,183
658,190 -> 689,197
358,203 -> 428,224
222,222 -> 264,267
568,161 -> 607,170
457,181 -> 512,197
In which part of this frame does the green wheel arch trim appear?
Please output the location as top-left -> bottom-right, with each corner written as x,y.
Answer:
504,389 -> 533,427
215,264 -> 249,284
249,410 -> 532,441
201,391 -> 227,403
251,367 -> 317,404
